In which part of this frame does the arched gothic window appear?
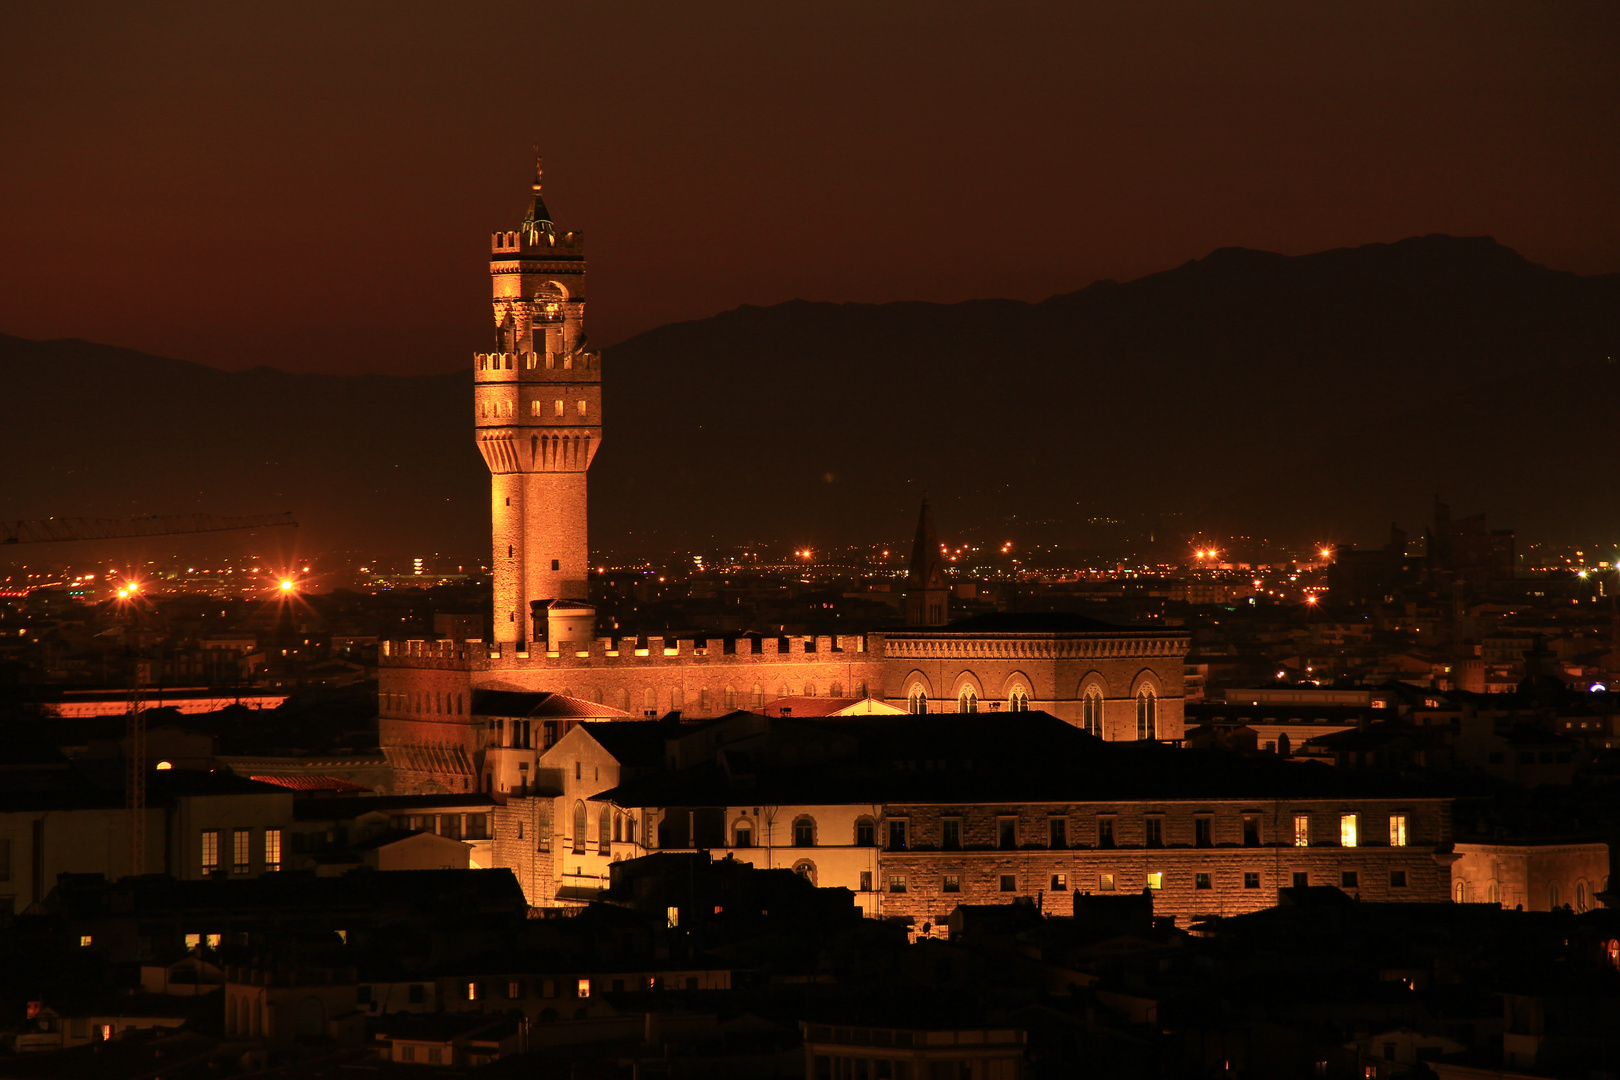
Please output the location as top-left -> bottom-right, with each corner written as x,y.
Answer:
959,687 -> 978,713
908,687 -> 928,714
1009,688 -> 1029,712
598,805 -> 612,854
1137,689 -> 1157,740
572,801 -> 587,854
1083,689 -> 1103,737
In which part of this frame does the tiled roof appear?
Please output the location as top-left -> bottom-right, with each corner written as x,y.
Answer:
249,774 -> 371,793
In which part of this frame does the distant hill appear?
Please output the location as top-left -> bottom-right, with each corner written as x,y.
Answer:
3,235 -> 1616,562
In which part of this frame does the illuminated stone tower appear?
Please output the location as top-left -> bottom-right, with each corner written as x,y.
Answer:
476,153 -> 600,644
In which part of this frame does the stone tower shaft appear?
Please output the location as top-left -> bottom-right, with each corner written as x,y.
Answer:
477,157 -> 600,643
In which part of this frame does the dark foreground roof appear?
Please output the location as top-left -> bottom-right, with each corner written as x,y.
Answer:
598,712 -> 1448,807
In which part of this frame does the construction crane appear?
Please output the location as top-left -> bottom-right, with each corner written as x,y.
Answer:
1,510 -> 297,875
3,511 -> 296,545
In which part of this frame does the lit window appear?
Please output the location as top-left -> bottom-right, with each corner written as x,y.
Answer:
530,400 -> 541,416
79,935 -> 92,947
206,933 -> 221,948
467,982 -> 480,1001
1389,813 -> 1408,847
1340,814 -> 1358,848
233,828 -> 251,873
265,830 -> 282,871
1099,873 -> 1115,891
1051,873 -> 1067,891
155,760 -> 173,770
576,399 -> 588,416
1293,814 -> 1309,847
554,400 -> 564,416
201,830 -> 219,873
576,979 -> 591,998
1146,872 -> 1163,891
185,933 -> 201,948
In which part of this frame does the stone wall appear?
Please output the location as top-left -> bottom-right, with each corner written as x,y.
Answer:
878,797 -> 1452,928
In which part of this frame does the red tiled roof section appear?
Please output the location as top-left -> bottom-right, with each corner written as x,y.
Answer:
250,774 -> 372,793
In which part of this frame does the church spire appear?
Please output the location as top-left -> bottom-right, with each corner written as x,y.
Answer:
905,495 -> 950,626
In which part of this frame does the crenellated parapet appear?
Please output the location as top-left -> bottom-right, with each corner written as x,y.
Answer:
381,633 -> 883,671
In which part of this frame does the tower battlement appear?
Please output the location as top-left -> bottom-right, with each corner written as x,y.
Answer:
491,229 -> 585,256
474,352 -> 599,379
382,633 -> 879,669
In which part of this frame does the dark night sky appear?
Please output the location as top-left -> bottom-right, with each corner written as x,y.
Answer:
3,2 -> 1616,377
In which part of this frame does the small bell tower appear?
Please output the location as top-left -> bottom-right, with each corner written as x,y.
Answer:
475,151 -> 600,644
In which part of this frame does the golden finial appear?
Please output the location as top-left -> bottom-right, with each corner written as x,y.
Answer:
532,145 -> 544,191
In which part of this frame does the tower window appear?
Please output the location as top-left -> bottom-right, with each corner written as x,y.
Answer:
554,400 -> 564,416
577,400 -> 588,416
551,560 -> 560,571
531,400 -> 541,416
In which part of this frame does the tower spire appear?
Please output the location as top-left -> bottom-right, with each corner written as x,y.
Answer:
905,495 -> 950,626
532,144 -> 544,191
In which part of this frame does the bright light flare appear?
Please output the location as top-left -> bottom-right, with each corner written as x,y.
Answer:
279,579 -> 296,593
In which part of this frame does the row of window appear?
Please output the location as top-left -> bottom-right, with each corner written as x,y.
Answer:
200,828 -> 281,875
476,399 -> 590,418
880,868 -> 1410,894
915,685 -> 1157,738
1455,878 -> 1595,911
570,801 -> 638,854
745,812 -> 1412,851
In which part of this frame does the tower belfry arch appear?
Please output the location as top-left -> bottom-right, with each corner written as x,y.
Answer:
476,153 -> 600,645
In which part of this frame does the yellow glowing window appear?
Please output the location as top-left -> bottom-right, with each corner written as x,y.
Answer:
576,399 -> 588,416
1293,815 -> 1309,847
79,935 -> 92,947
576,979 -> 591,998
554,400 -> 564,416
185,933 -> 201,949
1146,872 -> 1162,891
206,933 -> 221,948
531,400 -> 541,416
1340,814 -> 1358,847
1389,814 -> 1408,847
